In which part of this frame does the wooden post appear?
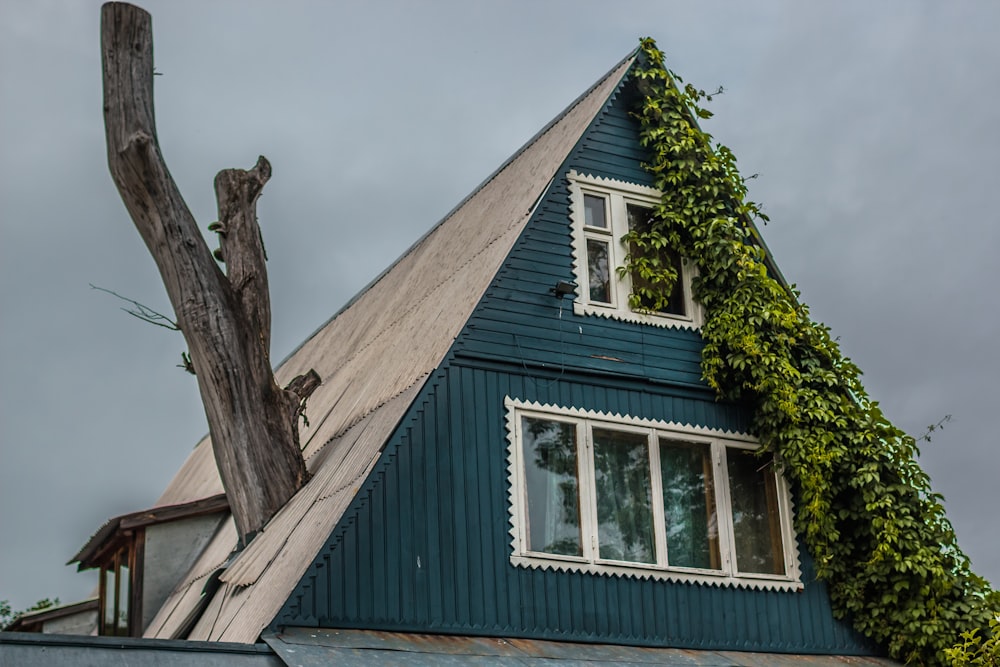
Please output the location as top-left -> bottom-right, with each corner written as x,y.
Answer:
100,2 -> 320,545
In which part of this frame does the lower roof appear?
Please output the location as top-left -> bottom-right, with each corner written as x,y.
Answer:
0,629 -> 901,666
0,632 -> 280,667
2,598 -> 97,633
263,628 -> 901,666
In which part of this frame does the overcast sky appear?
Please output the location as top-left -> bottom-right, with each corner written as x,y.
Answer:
1,1 -> 997,614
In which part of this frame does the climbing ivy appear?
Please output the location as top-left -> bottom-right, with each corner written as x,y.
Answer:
626,37 -> 998,666
945,616 -> 1000,666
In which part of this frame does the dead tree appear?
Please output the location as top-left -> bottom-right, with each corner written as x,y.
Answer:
101,2 -> 320,545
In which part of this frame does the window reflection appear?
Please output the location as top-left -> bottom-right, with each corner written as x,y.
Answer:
593,428 -> 654,563
522,417 -> 583,556
583,194 -> 608,228
587,239 -> 612,304
660,440 -> 720,570
728,450 -> 785,575
513,403 -> 795,585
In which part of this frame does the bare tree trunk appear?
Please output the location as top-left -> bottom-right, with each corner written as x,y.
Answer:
100,2 -> 320,545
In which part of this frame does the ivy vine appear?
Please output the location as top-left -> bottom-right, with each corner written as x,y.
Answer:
627,37 -> 998,666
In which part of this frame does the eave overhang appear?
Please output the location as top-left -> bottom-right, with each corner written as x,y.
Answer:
69,493 -> 229,570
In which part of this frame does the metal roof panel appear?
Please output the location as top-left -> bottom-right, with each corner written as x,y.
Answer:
262,628 -> 902,667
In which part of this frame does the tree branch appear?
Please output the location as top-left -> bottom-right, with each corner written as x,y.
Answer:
90,284 -> 180,331
213,156 -> 273,351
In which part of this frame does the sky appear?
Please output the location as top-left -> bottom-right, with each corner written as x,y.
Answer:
1,1 -> 997,614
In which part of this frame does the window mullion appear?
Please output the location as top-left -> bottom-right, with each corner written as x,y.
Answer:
512,414 -> 527,555
648,431 -> 668,567
98,568 -> 107,635
775,472 -> 796,578
714,444 -> 736,576
579,420 -> 598,563
113,548 -> 122,635
610,193 -> 630,309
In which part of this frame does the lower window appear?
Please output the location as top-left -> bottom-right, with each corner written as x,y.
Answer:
99,543 -> 135,636
507,399 -> 800,590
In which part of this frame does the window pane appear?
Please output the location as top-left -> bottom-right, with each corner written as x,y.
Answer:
593,428 -> 654,563
103,568 -> 116,629
521,417 -> 583,556
727,450 -> 785,575
627,204 -> 686,316
587,239 -> 612,304
118,562 -> 131,634
659,440 -> 721,570
583,194 -> 607,228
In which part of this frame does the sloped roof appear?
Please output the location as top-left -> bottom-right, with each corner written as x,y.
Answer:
70,494 -> 228,570
3,598 -> 98,633
142,53 -> 636,643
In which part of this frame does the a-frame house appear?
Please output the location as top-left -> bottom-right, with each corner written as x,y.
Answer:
3,46 -> 910,665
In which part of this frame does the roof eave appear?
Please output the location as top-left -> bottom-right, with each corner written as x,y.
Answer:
69,493 -> 229,569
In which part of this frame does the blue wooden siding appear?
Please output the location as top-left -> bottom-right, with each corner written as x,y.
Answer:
454,80 -> 703,387
277,363 -> 871,653
276,72 -> 877,654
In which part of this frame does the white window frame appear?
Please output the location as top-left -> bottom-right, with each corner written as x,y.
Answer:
505,397 -> 802,591
568,170 -> 702,329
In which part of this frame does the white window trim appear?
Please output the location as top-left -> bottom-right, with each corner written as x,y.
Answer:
568,170 -> 702,329
505,397 -> 802,591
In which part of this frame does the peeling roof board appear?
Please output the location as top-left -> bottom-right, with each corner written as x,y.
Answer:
139,53 -> 636,644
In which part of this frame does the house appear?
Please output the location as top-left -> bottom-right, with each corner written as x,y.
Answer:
2,43 -> 921,665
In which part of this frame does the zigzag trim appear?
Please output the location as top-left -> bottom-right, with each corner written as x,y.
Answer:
504,396 -> 803,592
566,170 -> 703,331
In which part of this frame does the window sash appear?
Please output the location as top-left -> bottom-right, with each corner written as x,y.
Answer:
569,172 -> 699,328
510,401 -> 798,588
519,415 -> 585,558
99,544 -> 132,636
591,426 -> 656,565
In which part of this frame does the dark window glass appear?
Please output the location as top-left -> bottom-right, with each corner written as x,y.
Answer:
626,204 -> 686,316
586,239 -> 612,304
728,450 -> 785,575
660,440 -> 721,570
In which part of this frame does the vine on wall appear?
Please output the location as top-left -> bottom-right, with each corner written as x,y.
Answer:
626,37 -> 998,666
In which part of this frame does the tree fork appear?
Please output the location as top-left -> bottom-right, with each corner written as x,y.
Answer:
100,2 -> 319,545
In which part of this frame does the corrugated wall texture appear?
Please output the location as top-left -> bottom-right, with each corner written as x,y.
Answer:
455,80 -> 704,386
279,363 -> 871,653
277,77 -> 877,654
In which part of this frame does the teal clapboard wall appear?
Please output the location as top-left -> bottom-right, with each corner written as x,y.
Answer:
276,71 -> 877,654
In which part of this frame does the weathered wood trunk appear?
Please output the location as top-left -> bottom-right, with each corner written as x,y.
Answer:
100,2 -> 319,545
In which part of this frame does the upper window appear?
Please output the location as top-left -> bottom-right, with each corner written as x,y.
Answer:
506,398 -> 801,590
568,171 -> 700,328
